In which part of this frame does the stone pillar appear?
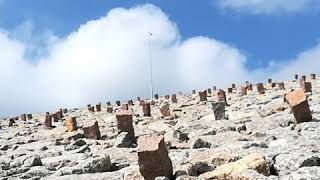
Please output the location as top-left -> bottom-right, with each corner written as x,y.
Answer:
227,88 -> 233,93
232,84 -> 236,89
154,94 -> 159,100
247,84 -> 253,91
300,78 -> 312,93
212,102 -> 226,120
116,101 -> 121,106
165,95 -> 170,99
271,82 -> 276,88
160,103 -> 170,117
286,89 -> 312,124
256,83 -> 265,95
217,90 -> 227,103
192,90 -> 196,94
199,91 -> 207,102
9,118 -> 15,127
121,104 -> 129,110
301,75 -> 306,81
278,82 -> 285,90
212,86 -> 216,91
141,102 -> 151,116
20,114 -> 26,121
45,115 -> 53,128
115,110 -> 135,142
295,74 -> 299,80
107,106 -> 113,113
27,114 -> 33,120
96,103 -> 102,112
138,134 -> 173,180
171,94 -> 177,103
268,78 -> 272,83
207,88 -> 212,94
128,100 -> 134,106
63,108 -> 68,114
311,74 -> 316,80
14,116 -> 19,120
83,121 -> 101,140
88,106 -> 95,112
106,101 -> 111,106
66,117 -> 77,132
52,112 -> 59,122
137,97 -> 141,101
240,86 -> 247,96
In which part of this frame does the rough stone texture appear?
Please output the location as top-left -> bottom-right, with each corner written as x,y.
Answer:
20,114 -> 26,121
116,110 -> 136,143
96,103 -> 102,112
138,134 -> 173,180
217,89 -> 227,103
82,121 -> 101,140
200,153 -> 270,179
311,73 -> 316,80
160,103 -> 171,117
66,117 -> 78,132
27,113 -> 33,120
241,86 -> 247,96
286,89 -> 312,123
141,102 -> 151,117
107,106 -> 113,113
278,82 -> 285,90
88,106 -> 95,112
45,115 -> 53,128
228,88 -> 233,93
212,102 -> 226,120
172,94 -> 178,103
116,101 -> 121,106
256,83 -> 265,94
199,91 -> 207,102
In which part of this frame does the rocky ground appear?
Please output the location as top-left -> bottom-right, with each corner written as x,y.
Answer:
1,75 -> 320,180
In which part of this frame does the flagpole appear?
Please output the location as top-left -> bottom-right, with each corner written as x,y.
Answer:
148,32 -> 154,101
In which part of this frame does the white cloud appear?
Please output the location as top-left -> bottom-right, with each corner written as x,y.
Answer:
0,4 -> 320,116
217,0 -> 320,14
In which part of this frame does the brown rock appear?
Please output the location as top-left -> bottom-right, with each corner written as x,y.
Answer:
311,73 -> 316,80
128,100 -> 134,106
160,103 -> 171,117
301,75 -> 306,81
232,84 -> 236,89
228,88 -> 233,93
27,114 -> 33,120
268,78 -> 272,83
116,110 -> 136,142
96,103 -> 102,112
83,121 -> 101,140
116,101 -> 121,106
45,115 -> 53,128
295,74 -> 299,80
278,82 -> 285,90
300,78 -> 312,93
171,94 -> 178,103
138,134 -> 173,180
199,91 -> 207,102
200,153 -> 270,179
121,104 -> 129,110
165,95 -> 170,99
141,101 -> 151,116
192,90 -> 196,94
247,84 -> 253,91
20,114 -> 26,121
271,82 -> 276,88
240,86 -> 247,96
52,112 -> 59,122
88,106 -> 95,112
106,101 -> 111,106
66,117 -> 78,132
154,94 -> 159,100
207,88 -> 212,94
107,106 -> 113,113
217,90 -> 227,103
137,97 -> 141,101
212,86 -> 217,91
256,83 -> 265,95
9,118 -> 15,127
286,89 -> 312,124
63,108 -> 68,114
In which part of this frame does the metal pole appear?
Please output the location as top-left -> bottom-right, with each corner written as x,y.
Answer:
148,32 -> 154,101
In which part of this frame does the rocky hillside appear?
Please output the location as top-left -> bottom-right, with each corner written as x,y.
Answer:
1,74 -> 320,180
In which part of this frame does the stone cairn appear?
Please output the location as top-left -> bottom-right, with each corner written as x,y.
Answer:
286,89 -> 312,124
138,134 -> 173,180
83,121 -> 101,140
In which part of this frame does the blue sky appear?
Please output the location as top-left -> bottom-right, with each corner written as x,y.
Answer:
1,0 -> 320,69
1,0 -> 320,116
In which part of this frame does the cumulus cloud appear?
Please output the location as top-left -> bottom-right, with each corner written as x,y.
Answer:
0,4 -> 319,116
216,0 -> 320,14
0,4 -> 251,116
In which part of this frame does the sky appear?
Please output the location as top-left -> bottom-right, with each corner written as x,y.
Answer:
0,0 -> 320,116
